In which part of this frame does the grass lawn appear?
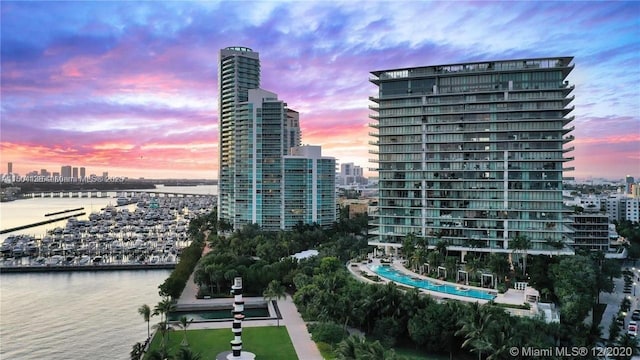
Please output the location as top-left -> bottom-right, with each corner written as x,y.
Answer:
144,327 -> 298,360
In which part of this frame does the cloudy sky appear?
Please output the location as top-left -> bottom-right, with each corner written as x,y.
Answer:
1,1 -> 638,180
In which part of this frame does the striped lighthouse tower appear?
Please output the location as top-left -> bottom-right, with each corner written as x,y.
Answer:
230,277 -> 244,358
227,277 -> 255,360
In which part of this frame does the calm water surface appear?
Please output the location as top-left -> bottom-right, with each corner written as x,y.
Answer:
0,185 -> 216,359
0,270 -> 170,360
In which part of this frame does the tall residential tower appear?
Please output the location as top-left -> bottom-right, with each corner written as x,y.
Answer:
218,47 -> 261,227
369,57 -> 576,255
217,47 -> 334,231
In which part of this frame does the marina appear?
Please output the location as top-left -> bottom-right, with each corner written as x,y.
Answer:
0,190 -> 216,272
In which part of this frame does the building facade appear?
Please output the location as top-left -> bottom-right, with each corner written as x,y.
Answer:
218,47 -> 334,231
571,213 -> 610,252
61,165 -> 72,178
283,146 -> 336,229
369,57 -> 576,255
218,47 -> 261,227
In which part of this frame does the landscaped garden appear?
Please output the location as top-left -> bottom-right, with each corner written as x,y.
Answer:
143,327 -> 297,360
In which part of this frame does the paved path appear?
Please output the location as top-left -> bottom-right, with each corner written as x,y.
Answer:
177,242 -> 211,305
279,295 -> 323,360
174,242 -> 322,359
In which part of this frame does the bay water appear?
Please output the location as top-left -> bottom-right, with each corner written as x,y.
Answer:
0,185 -> 216,359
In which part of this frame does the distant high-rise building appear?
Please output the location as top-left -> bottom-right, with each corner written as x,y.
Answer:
72,167 -> 78,179
369,57 -> 576,255
286,109 -> 301,151
626,175 -> 635,194
283,146 -> 336,229
40,169 -> 49,176
337,162 -> 367,186
102,172 -> 108,178
61,165 -> 72,178
341,163 -> 354,177
80,167 -> 86,179
7,162 -> 12,174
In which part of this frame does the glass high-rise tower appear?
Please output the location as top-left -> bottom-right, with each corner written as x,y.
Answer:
369,57 -> 575,255
218,47 -> 334,231
218,47 -> 260,227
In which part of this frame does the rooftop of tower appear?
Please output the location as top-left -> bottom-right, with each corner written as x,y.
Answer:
224,46 -> 254,52
371,56 -> 574,81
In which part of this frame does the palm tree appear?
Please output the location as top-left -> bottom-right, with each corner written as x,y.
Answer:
172,347 -> 202,360
176,316 -> 193,346
146,348 -> 170,360
616,333 -> 639,360
335,335 -> 365,359
357,340 -> 387,360
152,321 -> 173,353
138,304 -> 152,341
456,302 -> 493,360
509,234 -> 532,276
130,342 -> 144,360
263,280 -> 286,326
435,239 -> 449,258
465,254 -> 482,283
154,298 -> 176,324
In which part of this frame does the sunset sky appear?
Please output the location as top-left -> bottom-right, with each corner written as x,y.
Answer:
1,1 -> 639,181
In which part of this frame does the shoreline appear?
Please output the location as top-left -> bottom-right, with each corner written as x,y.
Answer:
0,262 -> 175,273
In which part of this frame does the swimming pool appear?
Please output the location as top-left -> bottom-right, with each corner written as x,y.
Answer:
168,307 -> 270,321
369,264 -> 496,301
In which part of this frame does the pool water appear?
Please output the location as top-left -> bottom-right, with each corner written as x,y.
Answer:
168,307 -> 270,321
369,264 -> 496,301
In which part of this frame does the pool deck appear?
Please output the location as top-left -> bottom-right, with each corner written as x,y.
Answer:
349,258 -> 528,306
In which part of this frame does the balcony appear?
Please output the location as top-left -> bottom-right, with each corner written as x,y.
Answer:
369,123 -> 379,128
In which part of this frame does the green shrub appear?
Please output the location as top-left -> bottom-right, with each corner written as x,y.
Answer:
308,322 -> 347,345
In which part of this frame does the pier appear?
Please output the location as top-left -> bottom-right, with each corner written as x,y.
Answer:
0,213 -> 86,234
22,190 -> 217,200
45,208 -> 84,217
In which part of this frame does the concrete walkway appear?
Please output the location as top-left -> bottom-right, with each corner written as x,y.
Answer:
174,242 -> 323,359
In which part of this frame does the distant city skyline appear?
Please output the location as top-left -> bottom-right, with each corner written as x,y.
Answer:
1,1 -> 638,180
